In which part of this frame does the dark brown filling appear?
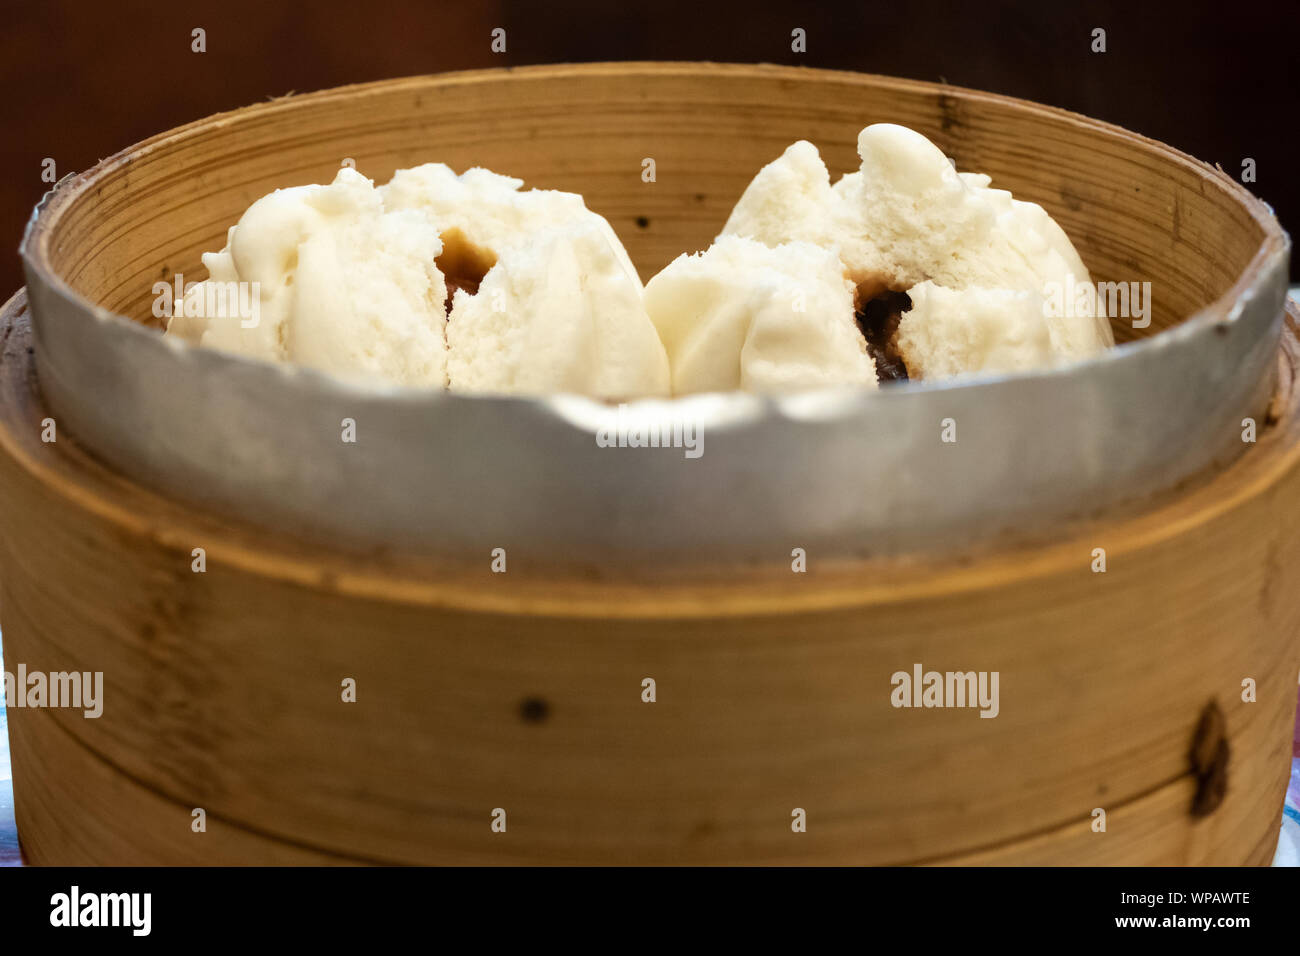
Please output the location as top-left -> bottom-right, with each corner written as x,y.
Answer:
443,274 -> 481,314
435,228 -> 497,316
854,290 -> 912,383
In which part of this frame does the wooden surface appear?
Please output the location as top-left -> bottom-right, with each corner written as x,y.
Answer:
1,288 -> 1298,864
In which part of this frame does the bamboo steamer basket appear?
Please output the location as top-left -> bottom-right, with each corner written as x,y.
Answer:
2,63 -> 1298,865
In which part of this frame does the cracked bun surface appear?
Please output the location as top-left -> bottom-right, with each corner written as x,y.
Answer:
718,123 -> 1113,382
644,235 -> 875,395
171,124 -> 1111,398
168,165 -> 670,398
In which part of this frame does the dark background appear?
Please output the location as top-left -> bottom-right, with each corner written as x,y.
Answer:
3,0 -> 1297,296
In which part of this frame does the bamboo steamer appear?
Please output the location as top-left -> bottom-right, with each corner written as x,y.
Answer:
16,63 -> 1291,564
1,64 -> 1298,865
1,292 -> 1298,865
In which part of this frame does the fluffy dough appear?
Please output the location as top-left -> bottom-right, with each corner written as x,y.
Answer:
169,168 -> 450,387
448,221 -> 671,398
644,236 -> 875,394
720,123 -> 1113,380
897,282 -> 1055,380
168,165 -> 671,398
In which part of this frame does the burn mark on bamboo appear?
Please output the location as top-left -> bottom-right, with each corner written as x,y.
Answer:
937,92 -> 962,134
1189,700 -> 1229,816
519,696 -> 550,724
